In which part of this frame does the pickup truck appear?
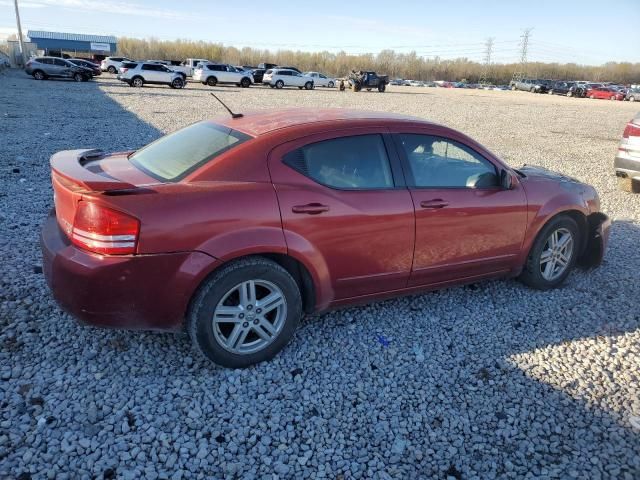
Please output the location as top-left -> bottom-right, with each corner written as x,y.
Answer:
168,58 -> 209,78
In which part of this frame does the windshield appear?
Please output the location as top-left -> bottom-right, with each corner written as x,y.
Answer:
129,122 -> 251,181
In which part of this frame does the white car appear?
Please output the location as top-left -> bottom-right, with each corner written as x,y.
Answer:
303,71 -> 335,88
117,61 -> 185,89
408,80 -> 424,87
100,56 -> 133,74
263,69 -> 314,90
169,58 -> 209,78
193,63 -> 254,88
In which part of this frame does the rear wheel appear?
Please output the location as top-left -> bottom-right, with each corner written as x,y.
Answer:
610,95 -> 616,101
171,77 -> 184,89
511,85 -> 516,90
207,76 -> 217,87
304,81 -> 313,90
107,66 -> 116,74
589,94 -> 595,99
378,83 -> 386,92
275,80 -> 284,89
548,89 -> 553,95
630,96 -> 636,102
33,70 -> 46,80
188,257 -> 302,368
132,77 -> 144,88
567,91 -> 573,97
353,82 -> 362,92
519,215 -> 579,290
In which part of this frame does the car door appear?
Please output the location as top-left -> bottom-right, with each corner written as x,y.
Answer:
268,129 -> 415,301
392,130 -> 528,287
52,58 -> 70,77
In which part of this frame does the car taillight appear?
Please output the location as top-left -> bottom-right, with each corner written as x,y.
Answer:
623,121 -> 640,139
71,202 -> 139,255
121,68 -> 128,73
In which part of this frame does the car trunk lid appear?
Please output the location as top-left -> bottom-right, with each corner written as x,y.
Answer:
50,149 -> 158,241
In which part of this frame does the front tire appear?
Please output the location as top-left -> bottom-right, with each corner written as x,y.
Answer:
629,96 -> 636,102
304,81 -> 313,90
188,257 -> 302,368
171,77 -> 184,89
519,215 -> 580,290
107,66 -> 116,74
328,81 -> 334,88
73,73 -> 83,82
33,70 -> 46,80
378,83 -> 386,92
240,77 -> 251,88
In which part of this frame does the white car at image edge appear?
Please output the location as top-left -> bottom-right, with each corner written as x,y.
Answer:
263,69 -> 314,89
303,71 -> 335,88
101,56 -> 133,73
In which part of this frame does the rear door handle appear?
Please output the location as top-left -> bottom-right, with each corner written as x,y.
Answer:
292,203 -> 330,215
420,199 -> 449,209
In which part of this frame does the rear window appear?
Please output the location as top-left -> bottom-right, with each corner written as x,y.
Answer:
129,122 -> 251,181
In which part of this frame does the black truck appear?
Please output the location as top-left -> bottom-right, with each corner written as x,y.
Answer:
341,70 -> 388,92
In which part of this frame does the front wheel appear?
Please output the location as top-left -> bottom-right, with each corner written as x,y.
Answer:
33,70 -> 46,80
73,73 -> 83,82
328,81 -> 334,88
519,215 -> 579,290
188,257 -> 302,368
240,77 -> 251,88
630,96 -> 636,102
304,81 -> 313,90
610,95 -> 616,101
171,77 -> 184,89
548,90 -> 553,95
378,83 -> 386,92
107,66 -> 116,74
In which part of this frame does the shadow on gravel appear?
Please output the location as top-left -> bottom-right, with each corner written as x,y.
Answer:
1,68 -> 638,479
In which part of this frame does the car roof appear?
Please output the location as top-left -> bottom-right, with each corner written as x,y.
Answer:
214,108 -> 433,137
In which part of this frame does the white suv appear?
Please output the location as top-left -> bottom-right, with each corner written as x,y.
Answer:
117,62 -> 185,89
101,56 -> 133,74
303,71 -> 335,88
193,63 -> 254,88
263,69 -> 314,89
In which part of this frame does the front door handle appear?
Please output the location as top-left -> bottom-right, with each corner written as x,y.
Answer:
420,199 -> 449,209
292,203 -> 330,215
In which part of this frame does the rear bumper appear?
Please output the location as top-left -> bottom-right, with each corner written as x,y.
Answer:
614,152 -> 640,179
41,210 -> 220,331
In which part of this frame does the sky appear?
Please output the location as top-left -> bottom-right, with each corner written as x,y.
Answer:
1,0 -> 639,65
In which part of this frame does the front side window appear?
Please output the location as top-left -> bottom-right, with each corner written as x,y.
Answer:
284,134 -> 394,190
397,134 -> 498,189
129,122 -> 251,181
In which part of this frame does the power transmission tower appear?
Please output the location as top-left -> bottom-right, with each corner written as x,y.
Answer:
511,28 -> 533,85
479,37 -> 494,85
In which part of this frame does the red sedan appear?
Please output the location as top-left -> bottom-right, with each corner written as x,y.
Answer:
587,87 -> 625,101
41,109 -> 610,367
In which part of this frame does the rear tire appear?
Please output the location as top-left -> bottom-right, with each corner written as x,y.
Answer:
328,81 -> 334,88
33,70 -> 46,80
107,66 -> 116,74
629,96 -> 636,102
519,215 -> 580,290
378,83 -> 386,92
188,257 -> 302,368
171,77 -> 184,89
275,80 -> 284,89
304,81 -> 313,90
207,77 -> 217,87
132,77 -> 144,88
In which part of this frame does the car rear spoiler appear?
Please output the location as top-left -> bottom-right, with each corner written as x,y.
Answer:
50,149 -> 137,191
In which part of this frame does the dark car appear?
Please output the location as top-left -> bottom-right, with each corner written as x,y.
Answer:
25,57 -> 93,82
41,109 -> 610,368
251,68 -> 266,83
69,58 -> 101,76
549,81 -> 577,96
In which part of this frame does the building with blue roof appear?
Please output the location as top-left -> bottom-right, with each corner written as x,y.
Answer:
27,30 -> 117,58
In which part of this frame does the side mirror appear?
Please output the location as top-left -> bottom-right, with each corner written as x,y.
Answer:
500,169 -> 514,190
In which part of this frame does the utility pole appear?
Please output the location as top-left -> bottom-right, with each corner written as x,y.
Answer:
511,28 -> 533,85
13,0 -> 26,66
479,37 -> 494,85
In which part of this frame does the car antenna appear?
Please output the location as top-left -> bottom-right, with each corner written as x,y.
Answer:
210,93 -> 243,119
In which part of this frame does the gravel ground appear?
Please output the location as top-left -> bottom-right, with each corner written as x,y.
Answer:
1,69 -> 639,479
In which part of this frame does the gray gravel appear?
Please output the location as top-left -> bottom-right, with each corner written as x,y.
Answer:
1,70 -> 639,479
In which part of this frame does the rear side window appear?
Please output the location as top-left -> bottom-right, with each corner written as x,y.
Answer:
122,62 -> 137,68
265,69 -> 272,74
283,134 -> 394,190
129,122 -> 251,181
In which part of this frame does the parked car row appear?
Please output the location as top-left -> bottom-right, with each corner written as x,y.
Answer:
510,78 -> 637,101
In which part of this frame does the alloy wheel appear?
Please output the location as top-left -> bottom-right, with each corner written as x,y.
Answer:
539,228 -> 574,281
212,280 -> 287,355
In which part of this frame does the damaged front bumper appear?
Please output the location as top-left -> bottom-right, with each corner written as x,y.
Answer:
578,213 -> 612,268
